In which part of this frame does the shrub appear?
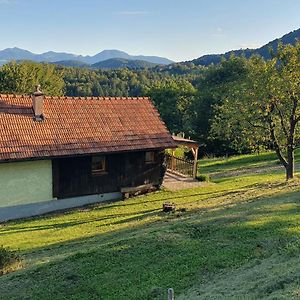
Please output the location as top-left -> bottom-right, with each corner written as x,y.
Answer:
0,246 -> 21,276
196,174 -> 210,182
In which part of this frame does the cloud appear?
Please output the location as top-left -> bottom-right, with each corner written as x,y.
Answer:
117,11 -> 151,16
212,27 -> 226,38
236,43 -> 261,49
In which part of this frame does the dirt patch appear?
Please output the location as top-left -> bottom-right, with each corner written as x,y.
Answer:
163,172 -> 213,191
210,164 -> 284,179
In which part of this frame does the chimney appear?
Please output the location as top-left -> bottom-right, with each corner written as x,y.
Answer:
32,85 -> 45,121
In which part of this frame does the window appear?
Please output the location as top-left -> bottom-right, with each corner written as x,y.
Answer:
92,156 -> 106,174
145,151 -> 155,164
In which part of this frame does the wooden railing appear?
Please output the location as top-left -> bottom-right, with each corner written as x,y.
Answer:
165,154 -> 194,177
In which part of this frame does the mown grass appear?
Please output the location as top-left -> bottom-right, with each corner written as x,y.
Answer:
199,148 -> 300,176
0,152 -> 300,299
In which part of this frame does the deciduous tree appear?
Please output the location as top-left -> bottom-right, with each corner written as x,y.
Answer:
212,43 -> 300,179
0,61 -> 64,95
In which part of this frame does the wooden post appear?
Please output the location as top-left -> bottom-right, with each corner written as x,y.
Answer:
192,147 -> 198,179
171,149 -> 175,171
168,288 -> 174,300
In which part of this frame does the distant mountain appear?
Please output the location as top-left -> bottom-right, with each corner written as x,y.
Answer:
51,58 -> 159,70
188,28 -> 300,66
91,58 -> 159,69
36,51 -> 79,63
85,50 -> 132,64
0,48 -> 174,66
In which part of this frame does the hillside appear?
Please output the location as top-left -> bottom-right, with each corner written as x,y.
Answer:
91,58 -> 159,69
189,28 -> 300,66
52,58 -> 159,69
50,60 -> 91,68
1,151 -> 300,299
0,48 -> 174,66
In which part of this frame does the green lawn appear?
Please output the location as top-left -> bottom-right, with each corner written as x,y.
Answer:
199,148 -> 300,177
200,151 -> 278,173
1,152 -> 300,299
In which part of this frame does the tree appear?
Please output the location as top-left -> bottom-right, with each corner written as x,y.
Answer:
146,79 -> 196,133
0,61 -> 64,95
212,42 -> 300,180
188,56 -> 249,155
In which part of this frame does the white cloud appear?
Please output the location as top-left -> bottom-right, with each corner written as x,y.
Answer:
212,27 -> 226,38
236,43 -> 261,49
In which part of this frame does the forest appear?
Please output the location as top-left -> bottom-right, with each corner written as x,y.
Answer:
0,42 -> 299,178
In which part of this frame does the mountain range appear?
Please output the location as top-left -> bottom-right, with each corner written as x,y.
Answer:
0,48 -> 174,67
0,28 -> 299,70
188,28 -> 300,66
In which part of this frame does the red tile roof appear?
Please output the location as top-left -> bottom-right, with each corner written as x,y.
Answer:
0,94 -> 176,162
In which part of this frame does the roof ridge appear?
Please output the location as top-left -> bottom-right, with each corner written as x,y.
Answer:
0,93 -> 150,101
44,96 -> 150,101
0,93 -> 31,99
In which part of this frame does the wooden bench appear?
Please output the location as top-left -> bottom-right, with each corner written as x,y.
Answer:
121,184 -> 154,198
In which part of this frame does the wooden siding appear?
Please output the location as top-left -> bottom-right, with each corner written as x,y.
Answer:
52,150 -> 165,199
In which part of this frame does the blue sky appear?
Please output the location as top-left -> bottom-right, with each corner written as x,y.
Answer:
0,0 -> 299,61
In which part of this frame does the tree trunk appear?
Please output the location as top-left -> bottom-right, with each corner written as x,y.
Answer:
286,146 -> 294,180
286,116 -> 296,180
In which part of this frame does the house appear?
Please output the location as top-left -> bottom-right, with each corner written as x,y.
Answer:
0,88 -> 176,221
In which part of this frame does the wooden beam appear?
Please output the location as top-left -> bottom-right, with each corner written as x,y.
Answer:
191,148 -> 196,158
192,147 -> 199,179
171,149 -> 175,171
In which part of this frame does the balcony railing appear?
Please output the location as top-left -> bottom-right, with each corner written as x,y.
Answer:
165,154 -> 195,177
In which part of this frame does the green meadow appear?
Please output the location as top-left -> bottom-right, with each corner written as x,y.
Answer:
1,151 -> 300,299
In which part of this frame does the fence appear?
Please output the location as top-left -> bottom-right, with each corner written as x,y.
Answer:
165,154 -> 194,177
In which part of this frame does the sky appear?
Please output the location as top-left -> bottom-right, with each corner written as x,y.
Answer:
0,0 -> 299,62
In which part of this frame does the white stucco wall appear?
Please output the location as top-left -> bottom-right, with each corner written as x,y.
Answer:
0,160 -> 53,208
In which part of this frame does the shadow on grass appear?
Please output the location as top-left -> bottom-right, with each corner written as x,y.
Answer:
0,208 -> 161,236
0,180 -> 279,238
0,179 -> 293,240
8,182 -> 300,261
1,185 -> 300,299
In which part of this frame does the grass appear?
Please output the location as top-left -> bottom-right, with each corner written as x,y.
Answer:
199,148 -> 300,177
199,151 -> 278,173
0,246 -> 21,276
0,151 -> 300,299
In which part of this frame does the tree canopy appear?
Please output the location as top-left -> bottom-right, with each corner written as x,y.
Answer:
212,42 -> 300,179
0,61 -> 64,96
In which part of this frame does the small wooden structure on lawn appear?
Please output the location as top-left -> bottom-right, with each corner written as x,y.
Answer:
166,135 -> 200,179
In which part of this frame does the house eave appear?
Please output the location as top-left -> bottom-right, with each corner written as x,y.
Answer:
0,145 -> 173,164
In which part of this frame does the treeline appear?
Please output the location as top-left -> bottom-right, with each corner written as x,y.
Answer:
0,60 -> 229,155
0,41 -> 299,172
0,59 -> 261,157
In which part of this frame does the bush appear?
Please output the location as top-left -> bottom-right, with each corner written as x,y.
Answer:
196,174 -> 210,182
0,246 -> 21,276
